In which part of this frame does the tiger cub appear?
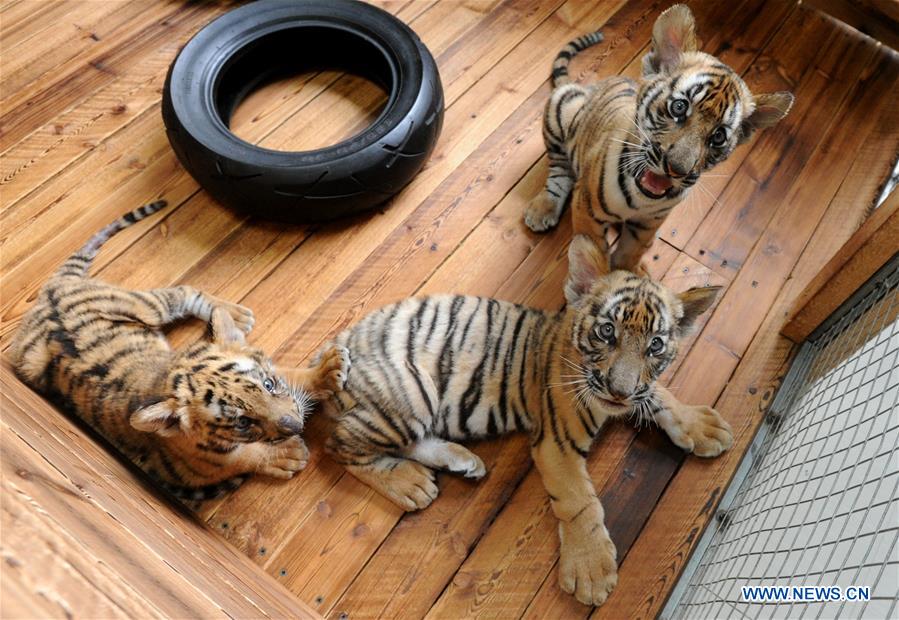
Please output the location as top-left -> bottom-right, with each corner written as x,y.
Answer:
525,4 -> 794,272
11,200 -> 348,500
320,234 -> 733,606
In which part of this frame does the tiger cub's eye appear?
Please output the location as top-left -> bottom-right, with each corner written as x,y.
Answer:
595,323 -> 616,342
263,377 -> 275,393
669,98 -> 689,117
235,415 -> 252,430
710,127 -> 727,147
648,337 -> 665,356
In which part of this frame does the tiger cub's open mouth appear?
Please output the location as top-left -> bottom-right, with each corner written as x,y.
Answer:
637,169 -> 674,199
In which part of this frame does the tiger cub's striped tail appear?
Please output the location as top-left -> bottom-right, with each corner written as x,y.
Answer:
551,30 -> 604,87
56,200 -> 168,279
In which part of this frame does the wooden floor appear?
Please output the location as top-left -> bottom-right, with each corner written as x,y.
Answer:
2,1 -> 897,618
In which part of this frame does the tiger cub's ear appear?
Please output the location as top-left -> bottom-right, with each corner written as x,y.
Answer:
738,92 -> 795,143
676,285 -> 722,336
131,401 -> 186,436
565,234 -> 610,304
643,4 -> 698,76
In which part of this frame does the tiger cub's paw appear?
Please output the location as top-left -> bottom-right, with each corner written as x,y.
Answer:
314,345 -> 351,395
447,446 -> 486,479
261,436 -> 309,480
666,404 -> 733,458
524,192 -> 562,233
685,405 -> 733,457
385,460 -> 439,512
218,300 -> 256,334
559,522 -> 618,607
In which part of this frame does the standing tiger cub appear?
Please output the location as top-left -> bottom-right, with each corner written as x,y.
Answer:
320,234 -> 733,606
525,4 -> 794,272
11,200 -> 348,500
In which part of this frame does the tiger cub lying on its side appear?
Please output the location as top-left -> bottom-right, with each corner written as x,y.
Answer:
320,234 -> 733,606
525,4 -> 794,272
11,200 -> 348,501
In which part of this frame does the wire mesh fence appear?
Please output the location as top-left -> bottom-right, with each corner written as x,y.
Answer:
664,255 -> 899,620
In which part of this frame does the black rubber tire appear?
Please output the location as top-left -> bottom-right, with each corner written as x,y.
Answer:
162,0 -> 443,223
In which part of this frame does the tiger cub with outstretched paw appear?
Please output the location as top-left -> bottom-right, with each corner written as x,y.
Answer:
525,4 -> 794,272
320,234 -> 732,606
11,201 -> 349,501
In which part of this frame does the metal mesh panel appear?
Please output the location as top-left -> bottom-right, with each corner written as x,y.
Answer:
665,256 -> 899,620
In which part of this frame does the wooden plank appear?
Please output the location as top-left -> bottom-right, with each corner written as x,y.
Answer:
1,362 -> 321,619
0,107 -> 177,254
1,423 -> 228,618
0,0 -> 72,53
1,564 -> 69,620
0,1 -> 144,98
0,0 -> 119,75
0,13 -> 217,206
823,84 -> 899,226
249,0 -> 530,154
0,2 -> 216,150
806,0 -> 899,50
782,189 -> 899,342
253,73 -> 387,151
2,455 -> 160,619
415,154 -> 671,299
593,41 -> 899,620
1,0 -> 40,32
2,47 -> 174,207
0,109 -> 213,346
225,0 -> 477,151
